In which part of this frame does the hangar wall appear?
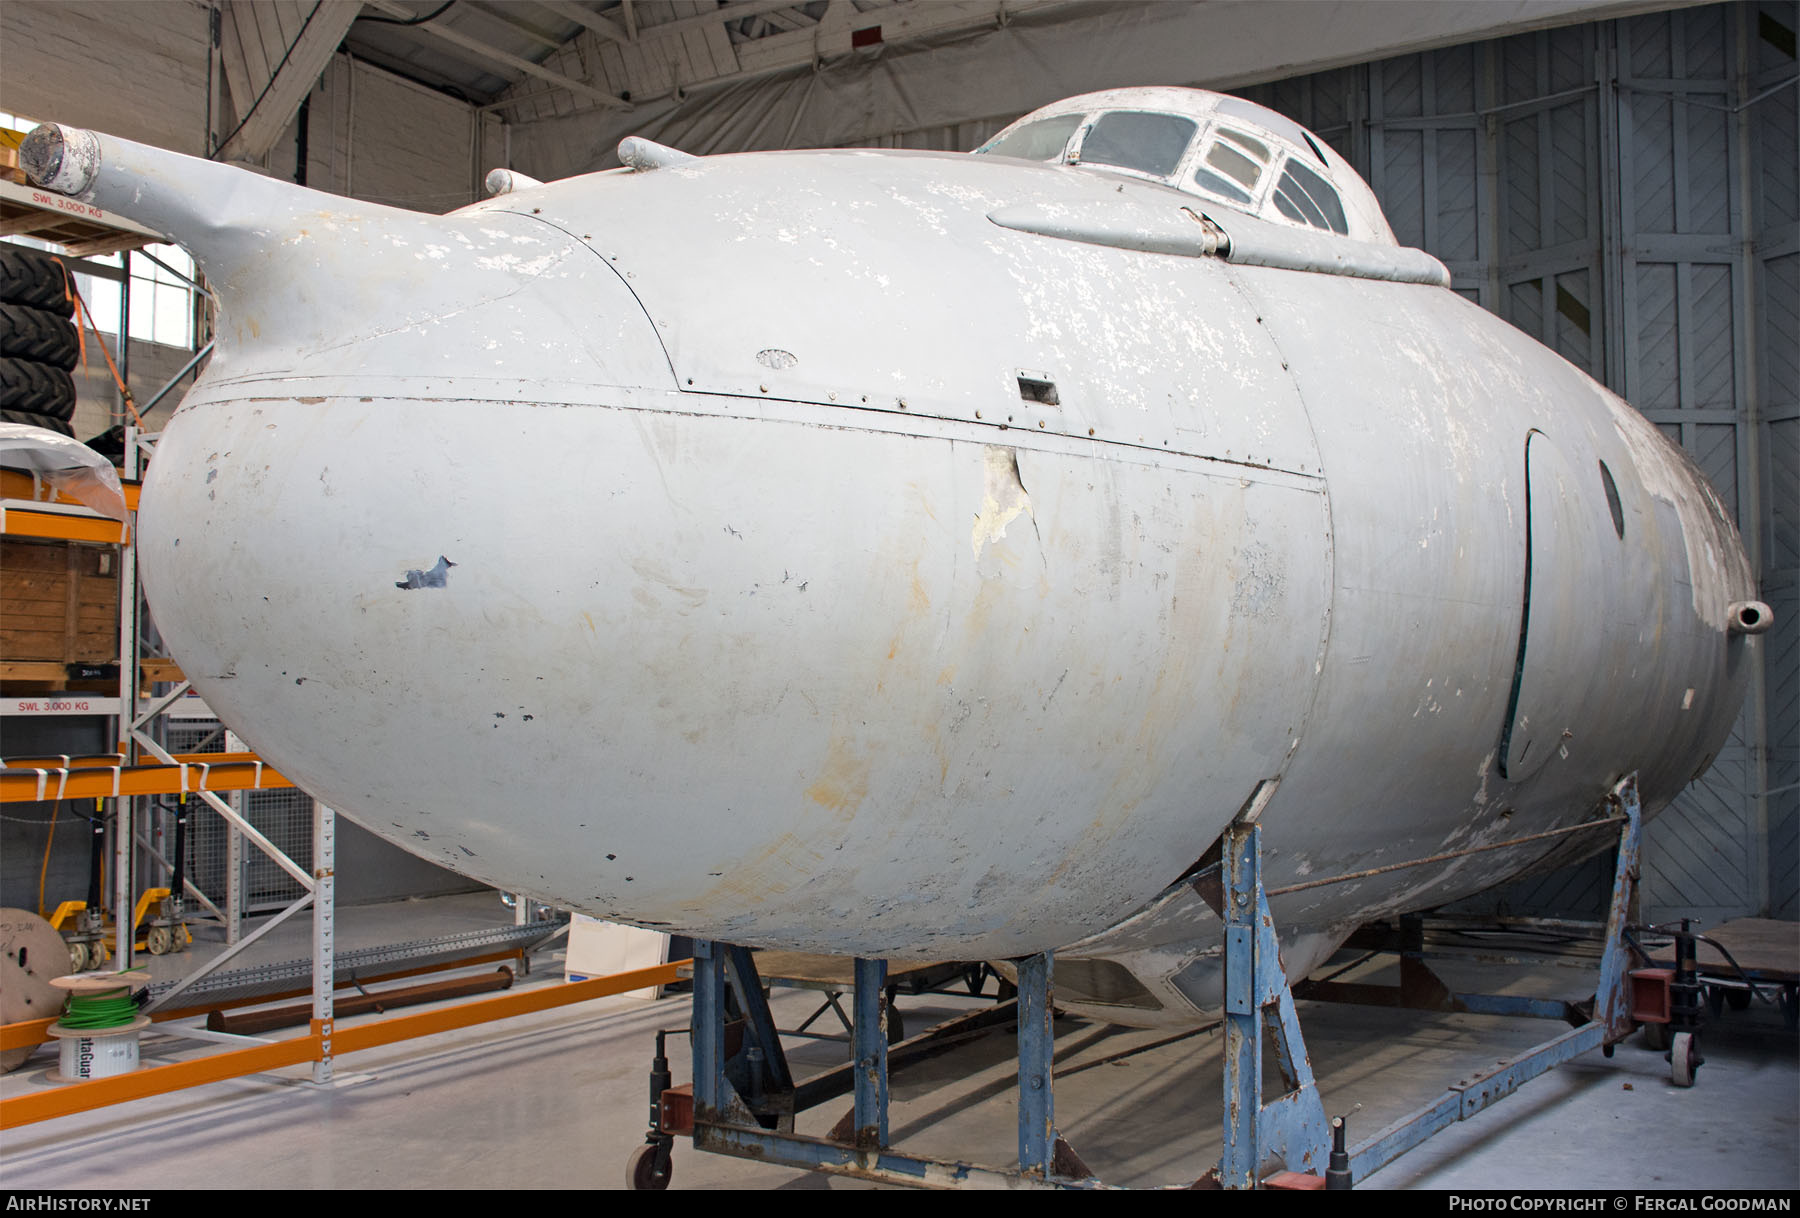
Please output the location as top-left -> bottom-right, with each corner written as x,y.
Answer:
0,1 -> 211,157
297,52 -> 501,213
0,3 -> 497,214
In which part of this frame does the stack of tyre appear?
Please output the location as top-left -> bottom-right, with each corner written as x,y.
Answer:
1,244 -> 80,437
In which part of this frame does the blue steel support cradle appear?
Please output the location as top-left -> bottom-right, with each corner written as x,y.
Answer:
1595,774 -> 1645,1043
852,957 -> 888,1147
1219,819 -> 1332,1188
691,940 -> 726,1125
685,939 -> 1089,1188
670,775 -> 1645,1189
1016,951 -> 1055,1175
1342,773 -> 1645,1182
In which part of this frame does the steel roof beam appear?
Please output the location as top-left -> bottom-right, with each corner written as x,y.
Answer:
536,0 -> 632,45
366,0 -> 631,108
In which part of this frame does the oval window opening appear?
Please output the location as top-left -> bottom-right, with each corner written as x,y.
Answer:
1598,460 -> 1624,539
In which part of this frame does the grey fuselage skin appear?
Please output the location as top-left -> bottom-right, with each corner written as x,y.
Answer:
20,92 -> 1760,1026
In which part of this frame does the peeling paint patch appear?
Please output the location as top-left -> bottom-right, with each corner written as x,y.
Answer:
395,556 -> 457,590
971,446 -> 1032,559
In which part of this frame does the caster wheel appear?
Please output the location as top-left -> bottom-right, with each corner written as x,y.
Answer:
1670,1030 -> 1700,1087
146,926 -> 173,956
1725,989 -> 1751,1012
1602,1041 -> 1615,1058
886,1006 -> 904,1044
1641,1022 -> 1670,1052
67,941 -> 87,973
627,1142 -> 671,1191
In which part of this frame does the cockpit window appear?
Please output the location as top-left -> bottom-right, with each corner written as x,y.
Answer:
1272,159 -> 1349,235
1215,128 -> 1269,169
1075,111 -> 1197,179
1192,127 -> 1272,205
977,114 -> 1084,162
976,99 -> 1381,244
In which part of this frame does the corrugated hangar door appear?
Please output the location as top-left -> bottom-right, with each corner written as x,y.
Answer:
1749,3 -> 1799,921
1618,5 -> 1767,925
1244,1 -> 1798,924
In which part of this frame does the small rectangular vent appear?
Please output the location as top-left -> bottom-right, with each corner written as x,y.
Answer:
1017,375 -> 1059,406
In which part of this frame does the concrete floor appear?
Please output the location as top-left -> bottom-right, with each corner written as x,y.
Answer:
1,893 -> 1794,1191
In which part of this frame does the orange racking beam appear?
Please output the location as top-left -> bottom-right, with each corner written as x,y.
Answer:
3,751 -> 270,770
0,504 -> 128,544
0,961 -> 687,1129
0,503 -> 126,543
0,757 -> 293,802
0,468 -> 141,512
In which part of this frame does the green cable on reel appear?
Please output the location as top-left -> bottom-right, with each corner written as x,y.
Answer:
60,981 -> 139,1030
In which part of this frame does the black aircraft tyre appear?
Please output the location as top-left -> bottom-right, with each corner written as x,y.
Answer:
0,245 -> 75,317
0,357 -> 78,420
0,303 -> 80,369
0,408 -> 73,436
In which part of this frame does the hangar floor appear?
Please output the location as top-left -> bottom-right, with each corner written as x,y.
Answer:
1,893 -> 1794,1192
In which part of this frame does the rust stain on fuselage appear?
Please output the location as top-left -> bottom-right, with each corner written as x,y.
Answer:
807,734 -> 872,817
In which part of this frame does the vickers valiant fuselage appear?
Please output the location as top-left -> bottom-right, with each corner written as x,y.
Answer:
21,88 -> 1764,1025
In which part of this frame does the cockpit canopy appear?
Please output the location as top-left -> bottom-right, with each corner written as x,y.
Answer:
974,87 -> 1396,247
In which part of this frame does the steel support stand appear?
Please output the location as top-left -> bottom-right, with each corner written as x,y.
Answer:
721,944 -> 793,1111
691,939 -> 726,1126
1218,820 -> 1330,1188
670,941 -> 1096,1189
661,779 -> 1648,1191
1016,951 -> 1054,1176
851,957 -> 888,1148
1595,773 -> 1643,1042
1345,773 -> 1645,1182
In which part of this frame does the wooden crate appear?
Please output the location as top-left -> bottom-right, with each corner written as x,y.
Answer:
1,538 -> 121,665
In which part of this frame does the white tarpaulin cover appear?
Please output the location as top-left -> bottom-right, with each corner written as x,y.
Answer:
0,422 -> 126,521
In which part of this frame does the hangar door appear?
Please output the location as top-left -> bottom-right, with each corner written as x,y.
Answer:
1241,2 -> 1798,923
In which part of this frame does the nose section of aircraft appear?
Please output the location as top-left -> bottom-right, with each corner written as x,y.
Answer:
26,121 -> 709,924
